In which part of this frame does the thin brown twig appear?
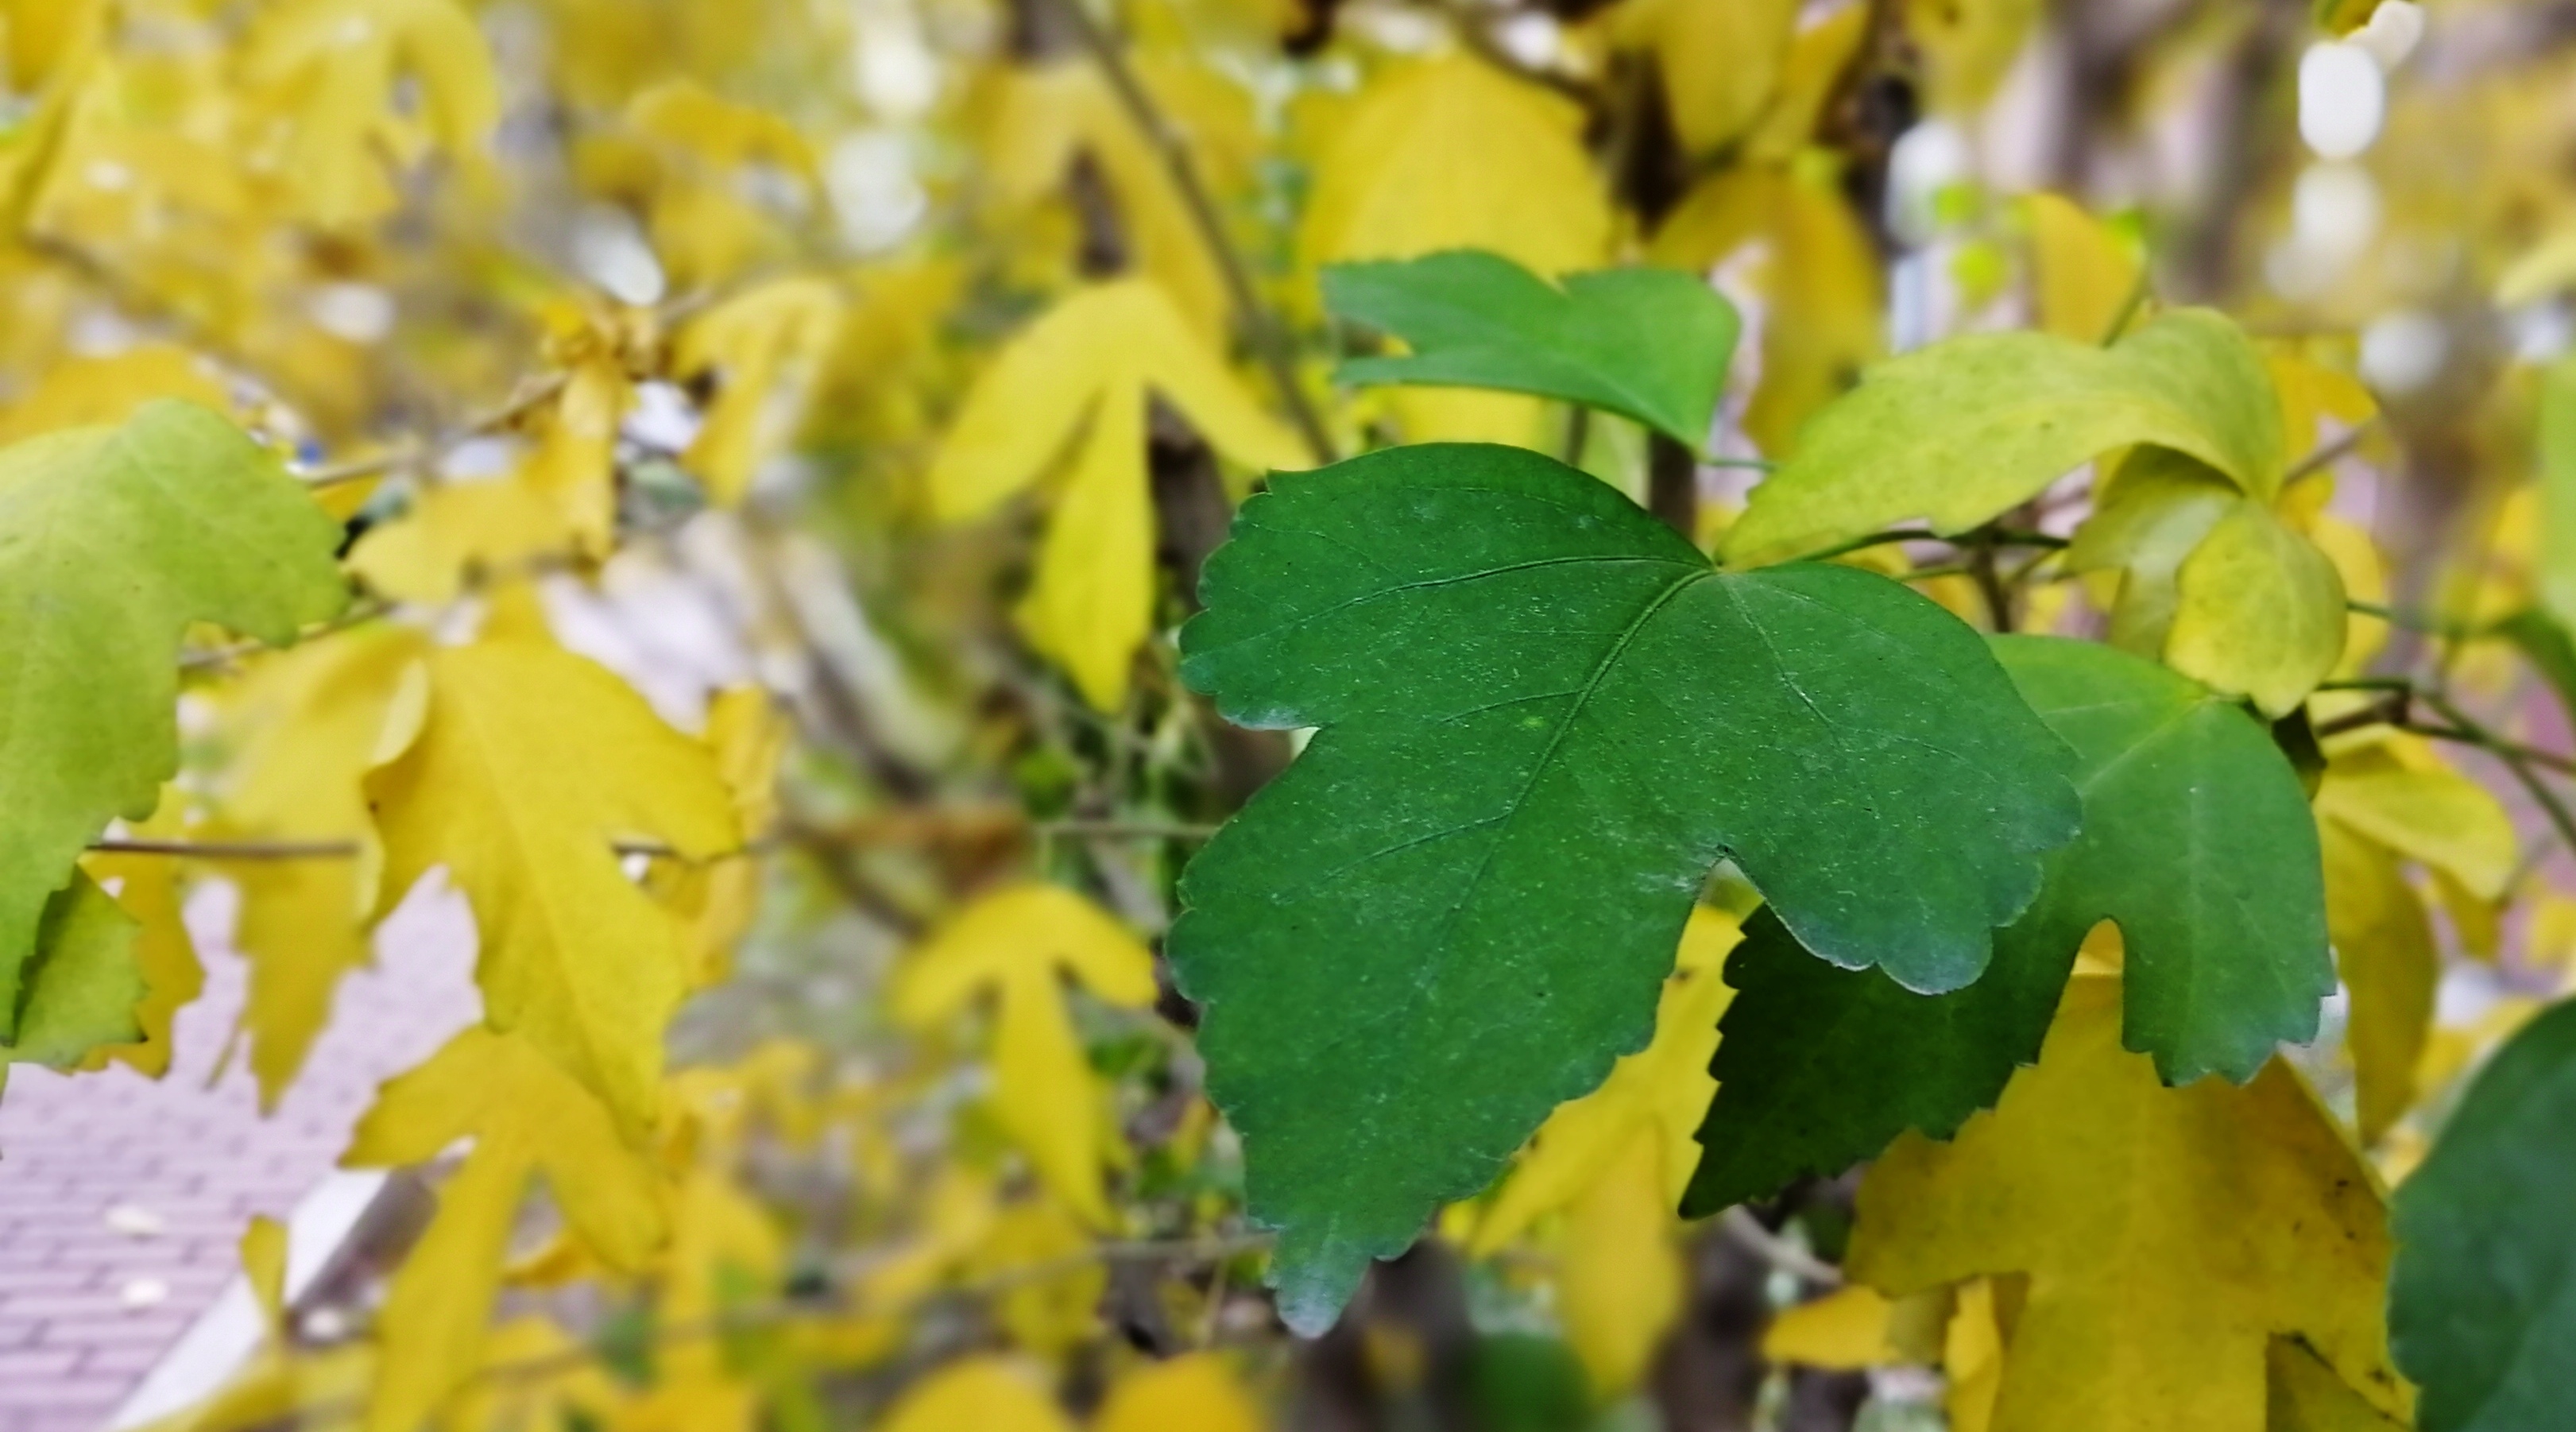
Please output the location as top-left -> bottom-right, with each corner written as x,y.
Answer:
1050,0 -> 1337,466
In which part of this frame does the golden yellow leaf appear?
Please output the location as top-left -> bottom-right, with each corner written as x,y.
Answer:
2156,494 -> 2346,718
0,343 -> 227,443
2319,819 -> 2438,1145
346,476 -> 574,605
1556,1125 -> 1683,1395
2025,193 -> 2141,344
981,57 -> 1258,339
1298,54 -> 1610,288
1468,909 -> 1735,1395
1607,0 -> 1798,156
927,279 -> 1303,708
1651,159 -> 1883,453
973,1197 -> 1107,1357
211,625 -> 426,1106
1848,977 -> 2408,1432
2307,513 -> 2388,675
434,1318 -> 629,1432
613,80 -> 818,290
880,1357 -> 1075,1432
893,882 -> 1158,1225
1908,0 -> 2044,113
1472,908 -> 1739,1250
1763,1285 -> 1901,1370
675,277 -> 845,506
1945,1279 -> 2013,1432
243,0 -> 499,229
1097,1353 -> 1267,1432
654,1164 -> 783,1391
366,641 -> 741,1130
345,1027 -> 666,1432
521,354 -> 629,561
2269,1335 -> 2412,1431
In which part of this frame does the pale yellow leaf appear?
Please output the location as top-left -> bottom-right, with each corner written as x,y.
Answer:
2165,497 -> 2348,717
2314,760 -> 2516,902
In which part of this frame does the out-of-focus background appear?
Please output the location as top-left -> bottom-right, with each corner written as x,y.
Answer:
4,0 -> 2576,1428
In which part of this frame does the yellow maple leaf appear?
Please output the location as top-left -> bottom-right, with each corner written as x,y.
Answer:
365,640 -> 741,1130
2318,819 -> 2437,1146
1468,908 -> 1737,1395
243,0 -> 500,230
892,882 -> 1159,1226
972,1196 -> 1108,1357
0,343 -> 228,443
210,625 -> 427,1106
597,79 -> 818,291
347,476 -> 576,604
673,277 -> 845,506
2024,193 -> 2141,344
981,56 -> 1259,340
345,1026 -> 666,1432
1762,1284 -> 1905,1370
879,1357 -> 1074,1432
1847,976 -> 2411,1432
927,278 -> 1304,709
1651,155 -> 1884,453
1096,1352 -> 1267,1432
75,799 -> 202,1079
1606,0 -> 1798,156
1297,52 -> 1611,447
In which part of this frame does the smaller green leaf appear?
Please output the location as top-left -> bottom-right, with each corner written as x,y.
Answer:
2497,608 -> 2576,726
1684,637 -> 2328,1213
2391,994 -> 2576,1432
1722,308 -> 2281,567
1324,250 -> 1739,449
6,873 -> 143,1069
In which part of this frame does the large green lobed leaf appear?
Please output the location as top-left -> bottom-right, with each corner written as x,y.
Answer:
1324,250 -> 1739,449
1720,308 -> 2284,567
1171,444 -> 2079,1332
0,400 -> 347,1035
1684,637 -> 2329,1214
2391,994 -> 2576,1432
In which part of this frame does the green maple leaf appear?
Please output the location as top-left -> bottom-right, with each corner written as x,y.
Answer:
0,401 -> 348,1035
1684,636 -> 2328,1214
1324,250 -> 1740,448
1169,443 -> 2081,1332
2392,994 -> 2576,1432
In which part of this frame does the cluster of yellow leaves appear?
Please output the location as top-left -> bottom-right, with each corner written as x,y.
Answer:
1464,908 -> 1739,1397
927,279 -> 1302,709
1764,974 -> 2410,1432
